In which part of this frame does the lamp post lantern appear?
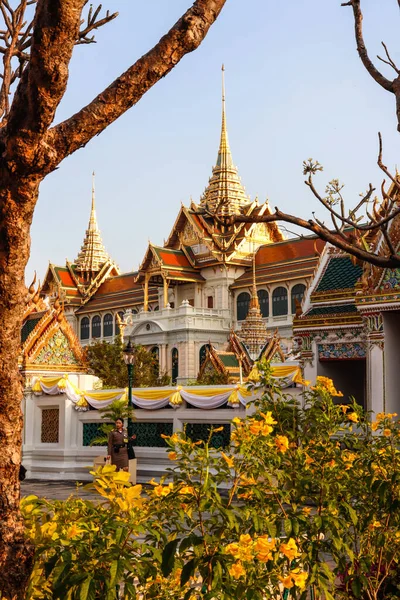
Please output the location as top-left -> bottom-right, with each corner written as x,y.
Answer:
123,338 -> 135,439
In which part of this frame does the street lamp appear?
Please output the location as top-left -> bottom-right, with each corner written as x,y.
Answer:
123,338 -> 135,439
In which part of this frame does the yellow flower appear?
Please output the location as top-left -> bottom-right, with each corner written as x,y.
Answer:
249,420 -> 263,435
302,507 -> 312,515
368,520 -> 382,530
239,534 -> 253,547
348,412 -> 359,423
254,536 -> 276,561
339,405 -> 349,413
213,426 -> 224,432
168,452 -> 177,460
66,524 -> 85,539
279,574 -> 294,589
305,454 -> 314,465
260,411 -> 277,426
225,542 -> 240,558
291,570 -> 308,591
229,562 -> 245,579
232,417 -> 242,425
313,376 -> 343,397
383,428 -> 391,437
221,452 -> 235,468
153,484 -> 173,497
376,413 -> 385,422
371,421 -> 379,431
280,538 -> 300,560
275,435 -> 289,453
179,485 -> 195,495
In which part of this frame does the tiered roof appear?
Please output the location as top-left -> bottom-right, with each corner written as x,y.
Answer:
75,175 -> 115,277
238,254 -> 268,359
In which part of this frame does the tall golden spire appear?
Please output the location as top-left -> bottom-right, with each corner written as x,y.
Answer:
199,65 -> 250,216
75,173 -> 112,278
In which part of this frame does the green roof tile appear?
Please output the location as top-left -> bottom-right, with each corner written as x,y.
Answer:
218,354 -> 239,367
316,257 -> 362,292
306,304 -> 358,317
21,317 -> 42,343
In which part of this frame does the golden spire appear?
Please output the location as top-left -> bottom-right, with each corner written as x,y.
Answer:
199,65 -> 250,216
238,246 -> 268,360
75,172 -> 112,278
216,64 -> 232,169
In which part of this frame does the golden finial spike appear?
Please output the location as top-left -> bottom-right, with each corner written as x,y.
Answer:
217,64 -> 232,168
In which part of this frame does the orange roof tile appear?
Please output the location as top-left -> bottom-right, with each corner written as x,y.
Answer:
158,250 -> 191,268
255,237 -> 325,266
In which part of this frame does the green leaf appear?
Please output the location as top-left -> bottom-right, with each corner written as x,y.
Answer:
347,504 -> 358,526
180,558 -> 196,586
351,577 -> 362,598
161,538 -> 179,577
284,518 -> 292,536
79,576 -> 93,600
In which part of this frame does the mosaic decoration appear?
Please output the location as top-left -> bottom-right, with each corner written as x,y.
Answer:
318,343 -> 366,360
41,408 -> 59,443
380,268 -> 400,291
35,329 -> 79,365
184,423 -> 231,449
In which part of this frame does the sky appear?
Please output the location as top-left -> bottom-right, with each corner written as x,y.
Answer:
26,0 -> 400,283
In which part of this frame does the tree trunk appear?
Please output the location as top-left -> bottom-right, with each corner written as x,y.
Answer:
0,177 -> 39,599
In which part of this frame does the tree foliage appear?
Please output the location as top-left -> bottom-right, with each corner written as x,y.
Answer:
85,336 -> 170,388
21,368 -> 400,600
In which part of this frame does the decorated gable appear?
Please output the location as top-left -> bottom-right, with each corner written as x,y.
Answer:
34,329 -> 80,366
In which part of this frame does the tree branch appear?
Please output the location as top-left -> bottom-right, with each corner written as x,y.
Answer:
342,0 -> 393,92
6,0 -> 86,138
44,0 -> 227,170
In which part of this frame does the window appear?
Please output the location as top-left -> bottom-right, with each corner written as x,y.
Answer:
188,298 -> 194,307
103,313 -> 113,337
207,296 -> 214,309
41,408 -> 59,443
199,344 -> 211,368
237,292 -> 250,321
291,284 -> 306,314
80,317 -> 90,340
272,287 -> 288,316
153,305 -> 159,311
115,311 -> 124,335
171,348 -> 179,384
92,315 -> 101,338
257,289 -> 269,318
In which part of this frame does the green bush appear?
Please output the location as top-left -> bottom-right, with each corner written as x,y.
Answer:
21,365 -> 400,599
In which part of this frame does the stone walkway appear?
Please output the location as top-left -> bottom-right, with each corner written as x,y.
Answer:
21,479 -> 97,501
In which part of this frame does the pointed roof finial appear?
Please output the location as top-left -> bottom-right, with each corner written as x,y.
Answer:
199,65 -> 250,216
217,63 -> 232,168
75,173 -> 112,276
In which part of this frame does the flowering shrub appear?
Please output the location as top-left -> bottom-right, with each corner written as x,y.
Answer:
21,365 -> 400,599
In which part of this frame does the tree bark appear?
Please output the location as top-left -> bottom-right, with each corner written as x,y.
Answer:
0,176 -> 38,600
0,1 -> 227,597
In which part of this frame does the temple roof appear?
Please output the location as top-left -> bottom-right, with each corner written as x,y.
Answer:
75,174 -> 116,277
231,236 -> 325,289
136,244 -> 205,284
315,257 -> 362,293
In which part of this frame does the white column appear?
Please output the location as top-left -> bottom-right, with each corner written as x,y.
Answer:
365,314 -> 385,414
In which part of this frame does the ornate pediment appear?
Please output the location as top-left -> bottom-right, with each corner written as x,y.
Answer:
34,329 -> 80,366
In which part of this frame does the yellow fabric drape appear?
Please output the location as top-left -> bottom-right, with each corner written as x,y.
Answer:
183,387 -> 233,397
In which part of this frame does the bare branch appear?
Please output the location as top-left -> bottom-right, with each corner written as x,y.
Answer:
43,0 -> 227,171
377,41 -> 400,74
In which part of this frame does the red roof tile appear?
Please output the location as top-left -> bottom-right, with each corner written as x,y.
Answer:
255,237 -> 325,266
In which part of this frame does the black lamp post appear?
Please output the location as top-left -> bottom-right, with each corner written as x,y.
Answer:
123,338 -> 135,439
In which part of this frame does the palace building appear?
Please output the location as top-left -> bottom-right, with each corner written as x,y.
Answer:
40,69 -> 324,384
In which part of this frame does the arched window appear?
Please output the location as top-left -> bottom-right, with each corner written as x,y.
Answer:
115,311 -> 124,336
151,346 -> 160,376
171,348 -> 179,384
199,344 -> 211,369
92,315 -> 101,338
237,292 -> 250,321
103,313 -> 113,337
80,317 -> 90,340
153,305 -> 159,312
272,287 -> 288,316
291,284 -> 306,314
257,289 -> 269,318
